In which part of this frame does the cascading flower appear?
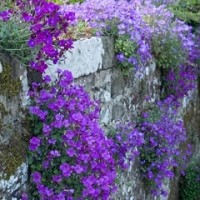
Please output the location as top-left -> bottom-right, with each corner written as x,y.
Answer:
28,70 -> 117,199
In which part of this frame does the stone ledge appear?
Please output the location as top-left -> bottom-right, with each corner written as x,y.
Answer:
46,37 -> 115,79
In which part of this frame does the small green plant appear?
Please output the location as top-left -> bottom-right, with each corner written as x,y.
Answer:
50,0 -> 84,4
115,35 -> 137,58
152,32 -> 186,70
48,0 -> 64,4
179,159 -> 200,200
68,0 -> 84,4
115,35 -> 139,74
0,0 -> 15,8
170,0 -> 200,26
67,21 -> 95,40
0,12 -> 33,66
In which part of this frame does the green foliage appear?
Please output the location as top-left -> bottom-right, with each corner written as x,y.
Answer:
0,0 -> 15,9
49,0 -> 84,4
139,105 -> 161,189
49,0 -> 64,4
0,133 -> 27,180
152,33 -> 186,70
68,20 -> 95,39
68,0 -> 84,4
0,14 -> 34,66
115,35 -> 138,74
179,160 -> 200,200
170,0 -> 200,25
0,62 -> 21,97
115,35 -> 136,58
28,113 -> 84,199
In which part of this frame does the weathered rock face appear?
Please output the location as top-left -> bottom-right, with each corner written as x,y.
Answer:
0,53 -> 29,199
46,37 -> 161,125
0,37 -> 199,199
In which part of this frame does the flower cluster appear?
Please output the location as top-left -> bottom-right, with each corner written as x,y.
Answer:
108,123 -> 145,170
15,0 -> 75,73
28,69 -> 116,199
166,65 -> 197,99
0,9 -> 12,21
62,0 -> 152,68
62,0 -> 198,96
151,0 -> 177,6
137,98 -> 192,196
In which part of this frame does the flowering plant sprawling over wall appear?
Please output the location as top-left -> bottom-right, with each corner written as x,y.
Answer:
107,97 -> 192,196
16,0 -> 75,73
62,0 -> 153,69
1,1 -> 117,199
63,0 -> 198,98
137,98 -> 192,196
0,0 -> 199,199
108,123 -> 145,170
28,70 -> 116,199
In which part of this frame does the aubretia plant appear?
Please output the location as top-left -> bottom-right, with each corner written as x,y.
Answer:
152,33 -> 186,70
28,69 -> 116,199
179,159 -> 200,200
62,0 -> 198,96
137,98 -> 192,196
62,0 -> 152,70
115,35 -> 139,74
0,0 -> 75,71
15,0 -> 75,73
107,123 -> 144,170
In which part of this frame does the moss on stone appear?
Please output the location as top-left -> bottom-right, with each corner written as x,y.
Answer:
0,62 -> 21,97
183,101 -> 200,140
0,103 -> 6,131
0,103 -> 8,115
0,133 -> 27,180
0,102 -> 10,119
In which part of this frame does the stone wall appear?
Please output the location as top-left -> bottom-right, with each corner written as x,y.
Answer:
0,53 -> 29,199
0,37 -> 199,199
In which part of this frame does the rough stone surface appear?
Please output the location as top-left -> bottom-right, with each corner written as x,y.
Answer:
0,53 -> 29,199
46,37 -> 110,79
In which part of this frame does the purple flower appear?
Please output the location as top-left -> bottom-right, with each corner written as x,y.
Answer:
44,187 -> 54,197
59,70 -> 74,87
71,112 -> 83,123
49,150 -> 60,157
31,171 -> 41,184
21,192 -> 28,200
52,175 -> 62,183
59,163 -> 71,177
39,89 -> 54,102
52,114 -> 64,128
43,75 -> 51,83
66,148 -> 76,157
42,160 -> 49,169
116,53 -> 125,62
0,10 -> 12,21
29,137 -> 41,151
42,124 -> 51,136
48,138 -> 56,145
73,165 -> 84,174
28,39 -> 35,48
22,12 -> 32,22
29,106 -> 48,120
